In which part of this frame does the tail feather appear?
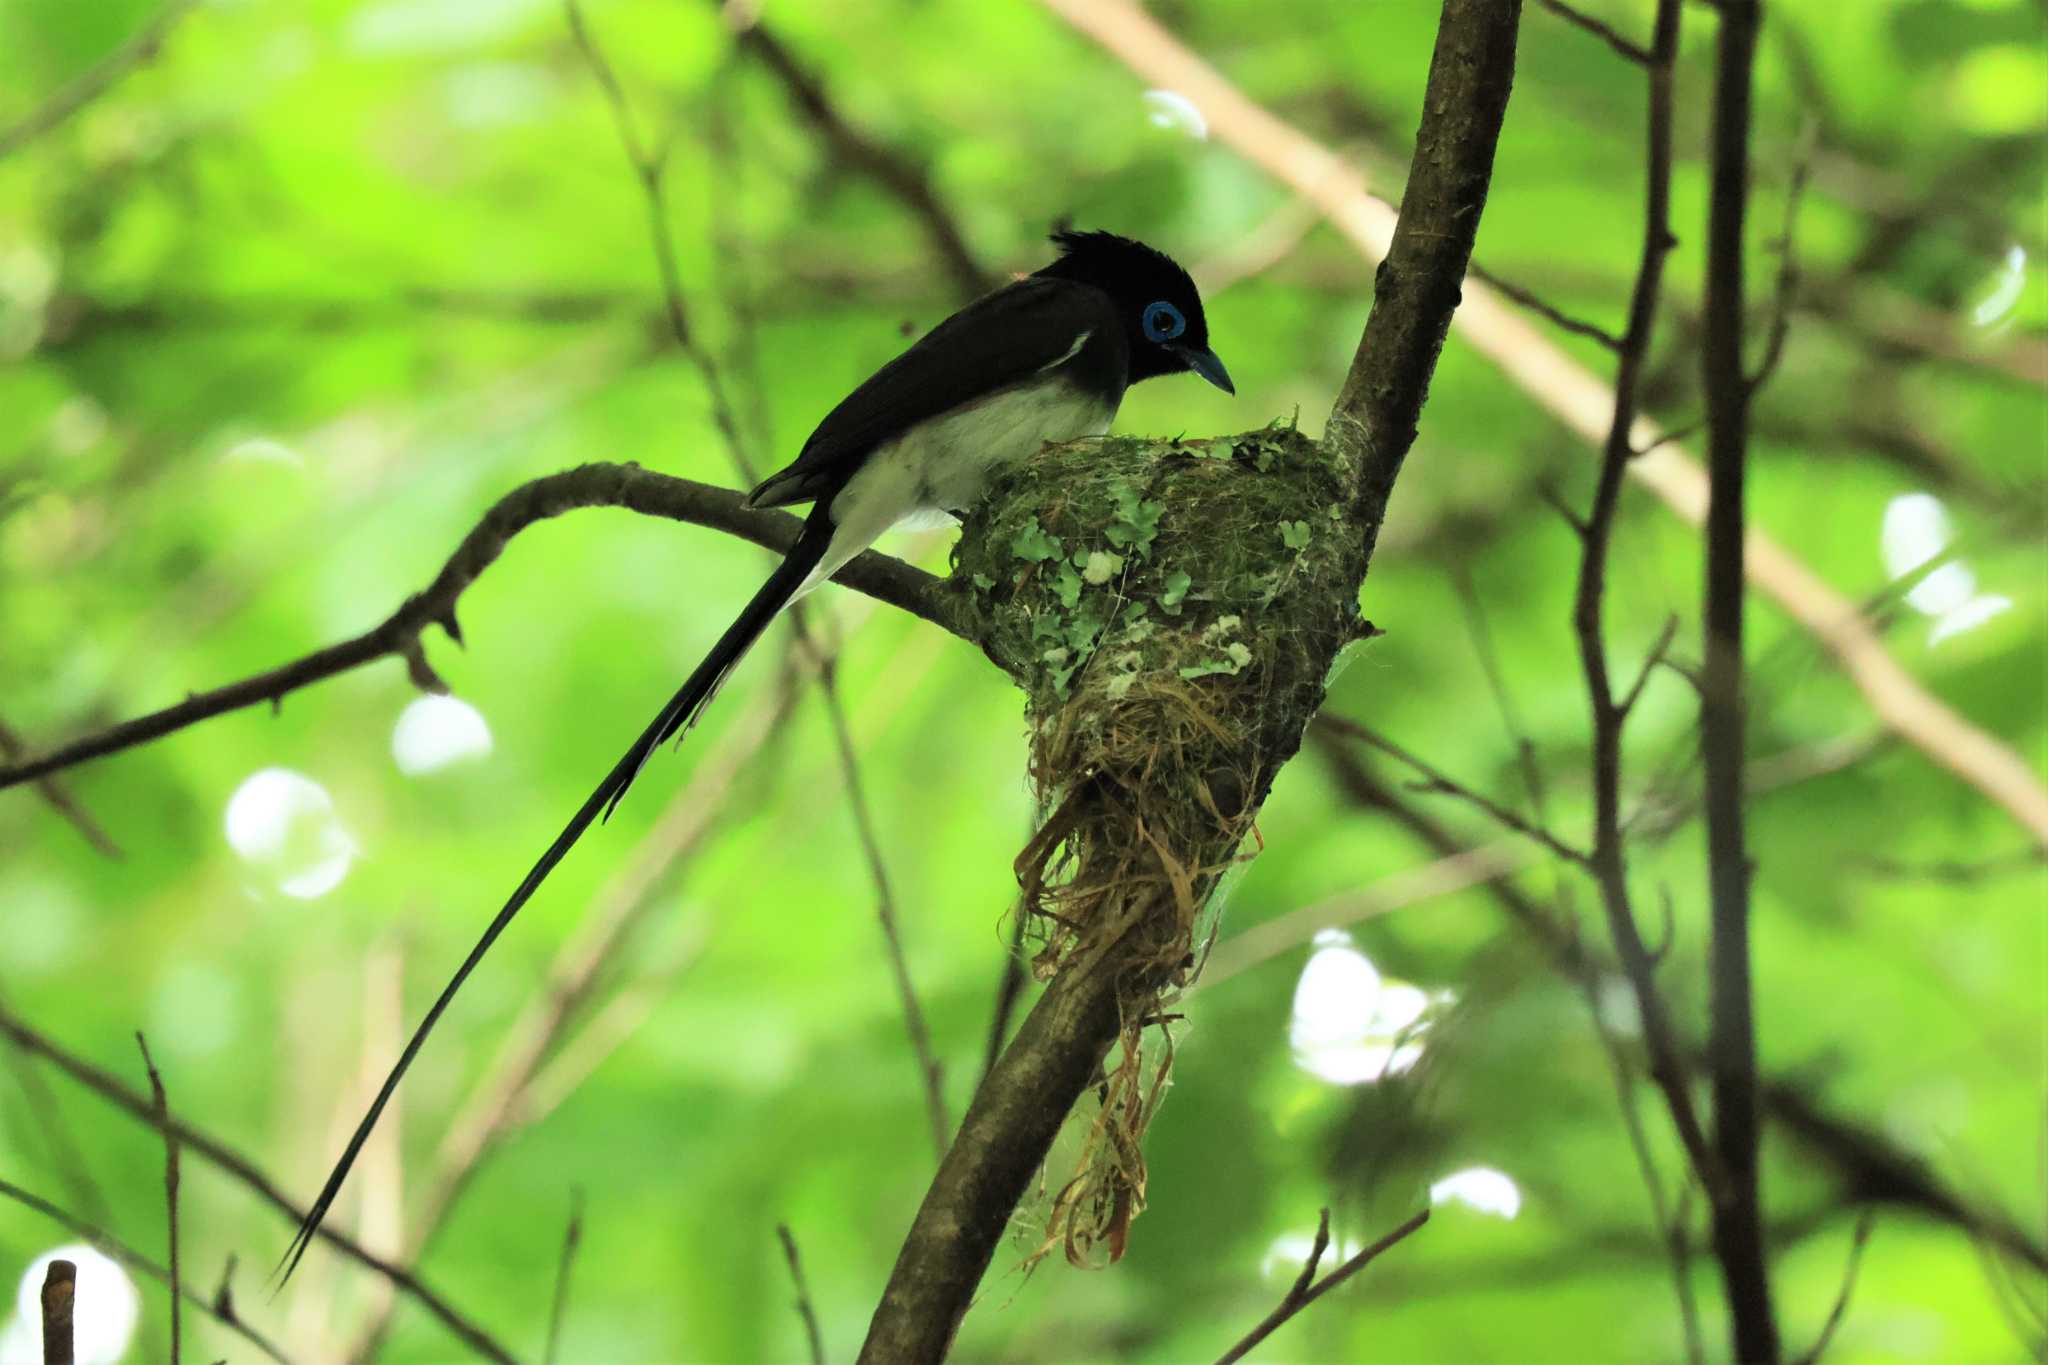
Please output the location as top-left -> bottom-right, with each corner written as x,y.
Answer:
275,509 -> 834,1286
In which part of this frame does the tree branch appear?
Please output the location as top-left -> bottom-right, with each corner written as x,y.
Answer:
1213,1208 -> 1430,1364
1699,3 -> 1778,1357
0,464 -> 957,793
727,16 -> 996,303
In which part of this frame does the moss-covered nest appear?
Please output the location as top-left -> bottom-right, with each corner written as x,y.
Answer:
946,422 -> 1372,1264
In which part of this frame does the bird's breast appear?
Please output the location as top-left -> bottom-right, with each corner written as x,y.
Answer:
833,376 -> 1117,531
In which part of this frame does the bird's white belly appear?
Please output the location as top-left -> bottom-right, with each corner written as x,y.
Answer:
805,380 -> 1113,592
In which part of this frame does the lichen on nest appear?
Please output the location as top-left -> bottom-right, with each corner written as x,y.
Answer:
948,421 -> 1372,1265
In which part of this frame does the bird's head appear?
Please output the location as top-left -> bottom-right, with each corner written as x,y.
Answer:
1035,229 -> 1234,394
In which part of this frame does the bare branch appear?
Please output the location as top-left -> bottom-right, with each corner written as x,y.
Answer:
1699,3 -> 1779,1354
1469,262 -> 1625,351
729,17 -> 995,303
0,464 -> 957,793
0,0 -> 199,161
1213,1208 -> 1430,1364
0,1177 -> 291,1365
1535,0 -> 1653,64
1319,716 -> 1592,867
136,1035 -> 182,1365
776,1224 -> 827,1365
0,1001 -> 515,1363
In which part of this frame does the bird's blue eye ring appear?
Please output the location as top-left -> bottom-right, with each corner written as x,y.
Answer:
1143,300 -> 1186,343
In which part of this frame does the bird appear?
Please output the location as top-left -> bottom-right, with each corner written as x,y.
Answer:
276,228 -> 1233,1281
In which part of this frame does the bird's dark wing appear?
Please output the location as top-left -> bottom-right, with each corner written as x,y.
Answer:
748,276 -> 1124,509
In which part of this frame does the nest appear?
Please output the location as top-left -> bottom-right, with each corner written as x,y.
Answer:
948,422 -> 1371,1266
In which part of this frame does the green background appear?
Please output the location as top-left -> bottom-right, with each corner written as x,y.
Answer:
1,0 -> 2042,1360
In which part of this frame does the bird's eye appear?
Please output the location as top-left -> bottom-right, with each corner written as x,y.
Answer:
1142,300 -> 1186,343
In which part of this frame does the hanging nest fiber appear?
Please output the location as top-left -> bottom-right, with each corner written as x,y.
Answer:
948,422 -> 1373,1265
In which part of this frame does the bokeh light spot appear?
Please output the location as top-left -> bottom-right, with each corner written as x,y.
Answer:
224,767 -> 355,899
1430,1167 -> 1522,1220
392,694 -> 493,775
1,1246 -> 138,1365
1143,89 -> 1209,140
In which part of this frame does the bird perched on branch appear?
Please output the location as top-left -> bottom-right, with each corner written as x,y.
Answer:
279,228 -> 1234,1279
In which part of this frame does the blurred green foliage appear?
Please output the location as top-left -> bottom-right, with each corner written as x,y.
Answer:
0,0 -> 2042,1361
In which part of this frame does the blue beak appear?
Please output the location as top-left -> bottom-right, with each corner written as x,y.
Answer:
1175,345 -> 1235,395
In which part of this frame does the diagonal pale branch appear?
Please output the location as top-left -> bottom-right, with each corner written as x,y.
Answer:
0,465 -> 958,793
1039,0 -> 2048,847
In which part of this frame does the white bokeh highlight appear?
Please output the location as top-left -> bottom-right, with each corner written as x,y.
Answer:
224,767 -> 355,898
0,1246 -> 139,1365
1970,244 -> 2027,329
392,694 -> 493,775
1880,493 -> 2010,646
1288,929 -> 1437,1085
1430,1167 -> 1523,1220
1143,89 -> 1209,140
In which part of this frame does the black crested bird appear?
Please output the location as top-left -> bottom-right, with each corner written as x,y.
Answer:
277,229 -> 1233,1280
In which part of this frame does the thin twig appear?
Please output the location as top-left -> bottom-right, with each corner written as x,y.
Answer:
1535,0 -> 1654,64
1469,262 -> 1625,351
0,0 -> 200,161
1318,715 -> 1592,868
1213,1208 -> 1430,1364
544,1189 -> 584,1365
729,16 -> 995,303
0,1177 -> 292,1365
136,1034 -> 182,1365
1793,1212 -> 1874,1365
776,1223 -> 827,1365
0,718 -> 121,857
0,1001 -> 515,1363
40,1258 -> 73,1365
1699,2 -> 1779,1356
0,464 -> 957,793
